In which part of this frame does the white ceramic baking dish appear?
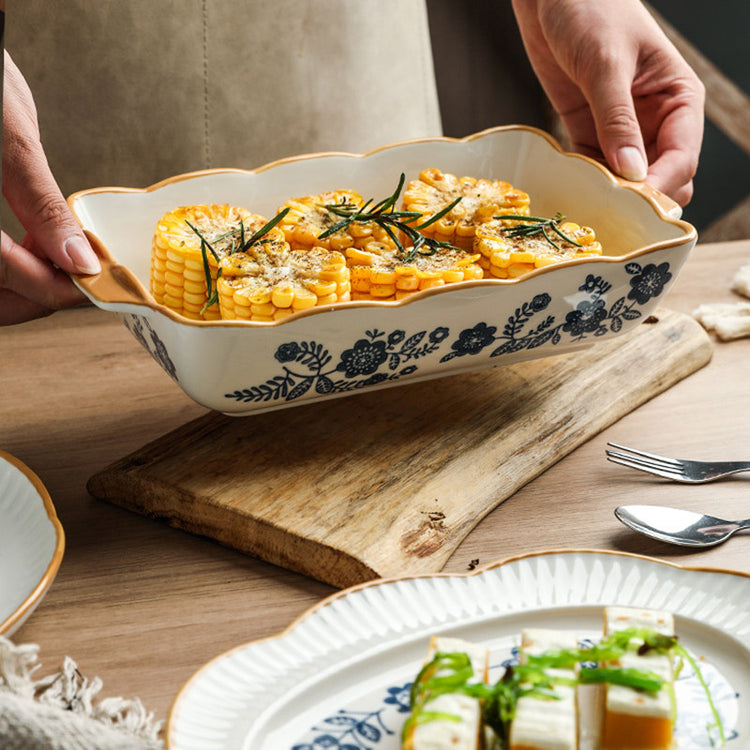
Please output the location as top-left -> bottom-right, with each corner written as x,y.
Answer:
69,126 -> 696,416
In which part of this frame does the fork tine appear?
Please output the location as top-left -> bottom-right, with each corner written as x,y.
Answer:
606,455 -> 686,480
606,442 -> 682,467
605,449 -> 683,473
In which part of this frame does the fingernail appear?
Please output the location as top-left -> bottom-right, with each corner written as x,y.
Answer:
616,147 -> 648,182
64,236 -> 101,275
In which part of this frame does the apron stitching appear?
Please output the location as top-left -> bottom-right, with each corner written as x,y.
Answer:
202,0 -> 211,169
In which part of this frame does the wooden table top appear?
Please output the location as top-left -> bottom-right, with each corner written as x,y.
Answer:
4,239 -> 750,726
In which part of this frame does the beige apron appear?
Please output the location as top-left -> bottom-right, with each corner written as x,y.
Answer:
4,0 -> 442,240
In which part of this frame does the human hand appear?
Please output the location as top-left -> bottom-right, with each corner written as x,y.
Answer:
1,50 -> 100,326
511,0 -> 705,206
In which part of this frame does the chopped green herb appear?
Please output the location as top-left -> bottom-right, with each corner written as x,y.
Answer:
673,641 -> 726,746
409,651 -> 475,710
578,666 -> 664,693
403,627 -> 724,750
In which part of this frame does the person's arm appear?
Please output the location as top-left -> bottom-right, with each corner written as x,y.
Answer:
1,50 -> 100,325
511,0 -> 705,206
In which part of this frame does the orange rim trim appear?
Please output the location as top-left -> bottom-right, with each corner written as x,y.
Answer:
0,449 -> 65,635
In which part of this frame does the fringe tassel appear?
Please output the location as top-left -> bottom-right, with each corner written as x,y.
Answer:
0,637 -> 163,750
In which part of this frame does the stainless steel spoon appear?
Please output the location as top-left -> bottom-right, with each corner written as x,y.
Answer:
615,504 -> 750,547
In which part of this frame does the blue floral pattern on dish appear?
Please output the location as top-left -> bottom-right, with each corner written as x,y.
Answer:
225,263 -> 670,405
124,314 -> 178,381
225,328 -> 448,404
441,263 -> 671,362
290,640 -> 738,749
291,684 -> 411,750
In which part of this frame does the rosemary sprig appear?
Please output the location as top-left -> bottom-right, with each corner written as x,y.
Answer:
496,212 -> 583,252
185,219 -> 220,261
186,207 -> 290,315
319,173 -> 465,264
241,207 -> 290,251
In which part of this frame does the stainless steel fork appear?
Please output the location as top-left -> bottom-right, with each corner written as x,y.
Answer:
605,442 -> 750,484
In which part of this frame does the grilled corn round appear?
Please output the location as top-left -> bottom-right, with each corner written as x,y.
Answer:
475,217 -> 603,279
402,168 -> 531,252
217,244 -> 350,322
345,242 -> 483,301
277,190 -> 398,254
150,205 -> 284,320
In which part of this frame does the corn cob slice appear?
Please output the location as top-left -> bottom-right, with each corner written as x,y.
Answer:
402,168 -> 531,252
402,636 -> 489,750
600,607 -> 675,750
508,629 -> 579,750
474,216 -> 603,279
150,205 -> 282,320
217,243 -> 350,322
277,189 -> 398,253
346,243 -> 484,301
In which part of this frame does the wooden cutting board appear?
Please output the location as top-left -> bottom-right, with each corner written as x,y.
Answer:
88,308 -> 711,588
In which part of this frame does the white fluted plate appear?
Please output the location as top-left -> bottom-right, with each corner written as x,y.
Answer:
167,550 -> 750,749
0,450 -> 65,635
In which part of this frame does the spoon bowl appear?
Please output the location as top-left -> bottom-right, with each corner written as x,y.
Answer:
615,504 -> 750,547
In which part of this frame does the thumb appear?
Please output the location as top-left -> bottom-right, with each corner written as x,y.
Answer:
4,152 -> 101,276
588,73 -> 648,183
2,51 -> 101,275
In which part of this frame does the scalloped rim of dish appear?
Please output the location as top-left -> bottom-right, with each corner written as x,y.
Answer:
164,548 -> 750,747
68,125 -> 697,328
0,449 -> 65,635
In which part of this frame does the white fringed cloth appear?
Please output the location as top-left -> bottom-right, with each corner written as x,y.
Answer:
0,637 -> 163,749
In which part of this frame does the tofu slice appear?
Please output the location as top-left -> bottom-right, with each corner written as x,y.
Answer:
600,606 -> 675,750
403,636 -> 489,750
508,628 -> 579,750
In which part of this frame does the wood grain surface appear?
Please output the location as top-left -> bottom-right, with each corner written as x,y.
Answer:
4,240 -> 749,725
87,308 -> 711,588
